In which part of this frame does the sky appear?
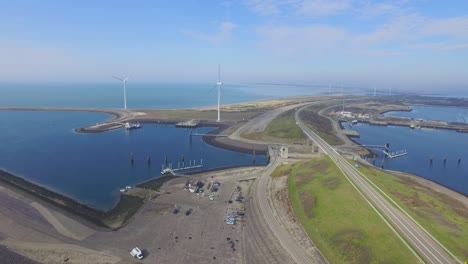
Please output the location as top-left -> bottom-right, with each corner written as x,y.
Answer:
1,0 -> 468,91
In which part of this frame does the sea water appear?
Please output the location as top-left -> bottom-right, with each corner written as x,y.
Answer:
384,105 -> 468,124
0,111 -> 266,209
0,82 -> 330,108
347,122 -> 468,195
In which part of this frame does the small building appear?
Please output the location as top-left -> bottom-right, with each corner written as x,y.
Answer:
340,111 -> 354,118
280,146 -> 289,159
313,146 -> 319,153
358,113 -> 370,119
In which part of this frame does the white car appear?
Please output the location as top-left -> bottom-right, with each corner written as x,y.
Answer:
130,247 -> 144,260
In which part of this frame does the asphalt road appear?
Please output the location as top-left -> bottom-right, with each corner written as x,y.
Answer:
295,106 -> 460,264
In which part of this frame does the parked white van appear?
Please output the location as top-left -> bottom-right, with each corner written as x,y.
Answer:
130,247 -> 144,259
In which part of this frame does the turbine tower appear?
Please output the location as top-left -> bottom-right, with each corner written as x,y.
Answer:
112,75 -> 130,109
216,64 -> 223,122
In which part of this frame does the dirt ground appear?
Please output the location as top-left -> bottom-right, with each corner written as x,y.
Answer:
0,166 -> 300,264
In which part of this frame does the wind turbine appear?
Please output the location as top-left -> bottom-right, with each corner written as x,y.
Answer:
216,65 -> 223,122
112,75 -> 130,109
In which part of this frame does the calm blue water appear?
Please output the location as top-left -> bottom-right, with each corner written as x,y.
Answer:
0,111 -> 266,209
384,105 -> 468,123
0,82 -> 331,108
347,122 -> 468,195
2,82 -> 467,208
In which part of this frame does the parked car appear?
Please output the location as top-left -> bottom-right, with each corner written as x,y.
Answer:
130,247 -> 144,260
185,208 -> 193,216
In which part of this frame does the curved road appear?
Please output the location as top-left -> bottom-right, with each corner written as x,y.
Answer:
253,153 -> 325,263
295,106 -> 460,264
231,102 -> 327,263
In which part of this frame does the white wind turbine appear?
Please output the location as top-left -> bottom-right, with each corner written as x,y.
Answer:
216,64 -> 223,122
112,75 -> 130,109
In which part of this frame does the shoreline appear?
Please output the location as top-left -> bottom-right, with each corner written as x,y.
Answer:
338,124 -> 468,198
0,169 -> 154,230
0,160 -> 269,230
1,97 -> 467,230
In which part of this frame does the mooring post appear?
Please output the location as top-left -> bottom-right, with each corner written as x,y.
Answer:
131,153 -> 134,166
147,154 -> 151,166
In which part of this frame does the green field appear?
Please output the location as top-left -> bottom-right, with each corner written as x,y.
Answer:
242,110 -> 306,143
287,157 -> 418,263
354,163 -> 468,260
299,106 -> 344,146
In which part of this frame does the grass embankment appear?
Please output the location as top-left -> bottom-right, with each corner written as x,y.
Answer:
299,106 -> 344,146
355,163 -> 468,260
242,110 -> 306,143
271,163 -> 293,178
287,157 -> 417,263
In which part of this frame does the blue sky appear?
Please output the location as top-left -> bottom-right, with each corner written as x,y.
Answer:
1,0 -> 468,91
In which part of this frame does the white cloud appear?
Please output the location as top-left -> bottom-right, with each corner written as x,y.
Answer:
182,22 -> 237,46
420,16 -> 468,38
352,15 -> 423,46
297,0 -> 352,16
439,43 -> 468,51
356,0 -> 408,18
255,13 -> 468,58
256,24 -> 349,56
409,42 -> 468,52
244,0 -> 354,16
244,0 -> 281,15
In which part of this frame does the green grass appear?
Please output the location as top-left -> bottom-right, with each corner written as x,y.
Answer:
270,163 -> 293,178
242,110 -> 306,143
299,107 -> 344,146
287,157 -> 417,264
354,163 -> 468,260
265,110 -> 305,140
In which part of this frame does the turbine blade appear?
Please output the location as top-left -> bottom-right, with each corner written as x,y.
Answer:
125,73 -> 133,81
112,76 -> 124,81
218,64 -> 221,83
207,84 -> 218,95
